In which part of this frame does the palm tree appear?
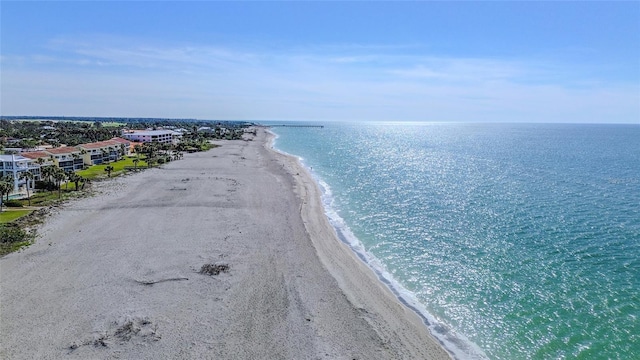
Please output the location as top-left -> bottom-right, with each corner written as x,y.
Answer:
78,149 -> 88,169
52,168 -> 66,199
2,175 -> 16,201
67,173 -> 84,191
71,153 -> 81,170
132,157 -> 140,171
119,144 -> 126,160
35,158 -> 46,182
132,144 -> 141,157
160,143 -> 172,156
145,142 -> 159,159
0,179 -> 14,212
18,171 -> 34,206
101,149 -> 109,163
104,165 -> 114,177
41,165 -> 56,188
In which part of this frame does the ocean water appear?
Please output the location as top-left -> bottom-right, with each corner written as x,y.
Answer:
268,122 -> 640,360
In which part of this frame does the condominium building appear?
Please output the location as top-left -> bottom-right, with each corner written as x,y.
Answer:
43,146 -> 84,172
20,151 -> 54,169
0,154 -> 40,192
110,137 -> 132,155
78,138 -> 129,165
121,130 -> 173,144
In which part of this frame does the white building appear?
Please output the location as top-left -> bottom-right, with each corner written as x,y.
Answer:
121,130 -> 174,144
0,154 -> 40,194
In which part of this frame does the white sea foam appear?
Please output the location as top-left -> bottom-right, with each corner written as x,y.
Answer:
270,127 -> 486,358
307,163 -> 487,360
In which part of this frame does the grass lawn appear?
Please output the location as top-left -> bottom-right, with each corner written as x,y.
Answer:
0,210 -> 33,223
76,156 -> 149,180
27,191 -> 63,205
100,122 -> 126,127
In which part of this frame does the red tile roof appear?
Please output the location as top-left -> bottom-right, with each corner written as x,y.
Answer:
45,146 -> 80,155
20,151 -> 50,159
110,137 -> 130,144
78,140 -> 121,149
18,139 -> 130,159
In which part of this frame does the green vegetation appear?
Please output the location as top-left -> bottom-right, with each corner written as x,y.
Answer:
0,119 -> 123,147
0,224 -> 34,256
77,156 -> 149,179
100,122 -> 126,127
19,170 -> 34,206
0,176 -> 15,212
175,140 -> 219,153
3,199 -> 23,207
27,190 -> 62,206
1,117 -> 252,150
0,239 -> 32,255
104,165 -> 114,177
0,210 -> 32,223
0,186 -> 88,257
16,188 -> 83,207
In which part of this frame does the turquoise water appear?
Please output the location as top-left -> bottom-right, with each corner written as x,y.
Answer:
268,122 -> 640,360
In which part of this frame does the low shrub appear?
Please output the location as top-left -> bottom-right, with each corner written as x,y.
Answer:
0,224 -> 33,244
35,180 -> 57,191
3,200 -> 23,207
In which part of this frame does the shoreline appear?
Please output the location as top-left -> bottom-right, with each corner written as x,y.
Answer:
264,128 -> 453,359
1,128 -> 450,359
267,129 -> 484,360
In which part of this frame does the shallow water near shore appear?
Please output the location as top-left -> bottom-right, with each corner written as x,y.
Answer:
268,121 -> 640,360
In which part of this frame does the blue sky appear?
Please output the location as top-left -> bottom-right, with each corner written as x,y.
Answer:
1,1 -> 639,123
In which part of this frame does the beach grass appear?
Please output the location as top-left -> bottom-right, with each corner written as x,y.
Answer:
0,210 -> 33,223
12,187 -> 88,209
23,190 -> 72,206
0,222 -> 35,256
0,240 -> 32,255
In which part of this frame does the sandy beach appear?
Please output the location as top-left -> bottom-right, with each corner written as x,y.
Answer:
0,128 -> 450,359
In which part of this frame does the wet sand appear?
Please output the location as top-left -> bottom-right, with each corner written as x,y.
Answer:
0,128 -> 450,359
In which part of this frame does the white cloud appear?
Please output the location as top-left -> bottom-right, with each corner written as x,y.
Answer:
1,37 -> 638,123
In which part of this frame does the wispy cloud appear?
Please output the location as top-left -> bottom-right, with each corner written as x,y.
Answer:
45,36 -> 262,71
389,59 -> 527,83
1,36 -> 638,123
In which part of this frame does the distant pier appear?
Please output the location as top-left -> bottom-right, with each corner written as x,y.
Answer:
269,124 -> 324,128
